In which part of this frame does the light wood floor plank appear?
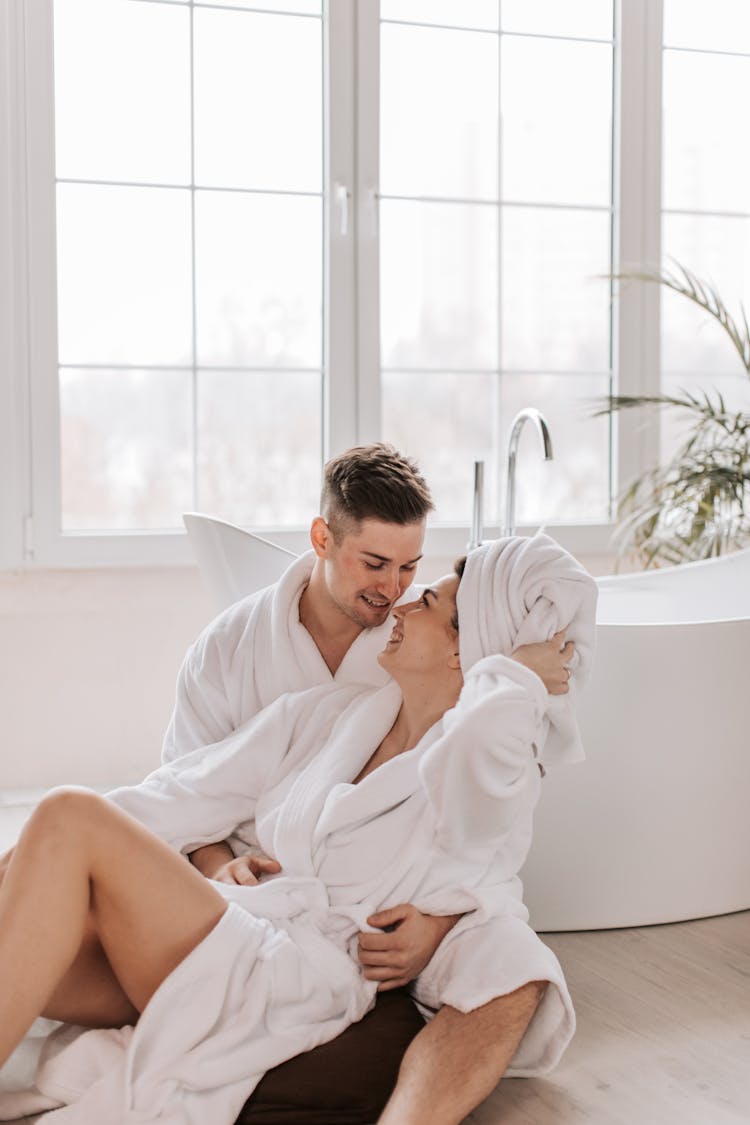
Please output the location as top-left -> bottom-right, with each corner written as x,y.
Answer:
466,912 -> 750,1124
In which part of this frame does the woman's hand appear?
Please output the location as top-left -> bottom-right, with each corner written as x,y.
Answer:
211,854 -> 282,886
512,629 -> 574,695
358,905 -> 461,991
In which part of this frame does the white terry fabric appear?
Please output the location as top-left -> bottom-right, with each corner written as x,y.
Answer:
1,657 -> 573,1123
162,550 -> 393,763
456,533 -> 598,767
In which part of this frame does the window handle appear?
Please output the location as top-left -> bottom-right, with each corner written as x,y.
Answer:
334,182 -> 349,236
368,187 -> 379,237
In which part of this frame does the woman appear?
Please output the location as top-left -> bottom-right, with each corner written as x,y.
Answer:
0,535 -> 596,1123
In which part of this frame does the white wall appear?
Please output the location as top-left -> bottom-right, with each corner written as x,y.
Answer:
0,551 -> 615,793
0,567 -> 213,791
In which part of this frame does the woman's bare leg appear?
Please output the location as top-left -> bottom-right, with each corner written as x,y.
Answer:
0,787 -> 227,1066
42,920 -> 138,1027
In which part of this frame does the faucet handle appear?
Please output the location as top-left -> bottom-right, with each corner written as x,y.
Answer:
468,460 -> 485,550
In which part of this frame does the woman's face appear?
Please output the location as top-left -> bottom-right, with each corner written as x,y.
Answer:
378,573 -> 461,676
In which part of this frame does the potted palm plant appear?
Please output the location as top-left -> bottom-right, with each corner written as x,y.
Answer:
603,263 -> 750,568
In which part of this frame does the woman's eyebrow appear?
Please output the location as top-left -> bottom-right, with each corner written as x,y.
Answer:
423,588 -> 437,603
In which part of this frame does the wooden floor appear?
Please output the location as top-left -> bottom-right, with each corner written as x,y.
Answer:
468,910 -> 750,1124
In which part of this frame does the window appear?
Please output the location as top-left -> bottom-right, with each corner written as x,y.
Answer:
660,0 -> 750,456
2,0 -> 747,567
376,1 -> 615,526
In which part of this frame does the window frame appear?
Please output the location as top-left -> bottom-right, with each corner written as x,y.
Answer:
1,0 -> 666,569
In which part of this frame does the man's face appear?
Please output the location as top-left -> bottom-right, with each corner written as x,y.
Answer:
318,517 -> 425,629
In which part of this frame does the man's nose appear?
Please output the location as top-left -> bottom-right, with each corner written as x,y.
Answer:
375,567 -> 400,601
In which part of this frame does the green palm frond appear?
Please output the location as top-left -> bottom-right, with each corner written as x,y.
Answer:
599,264 -> 750,567
613,262 -> 750,377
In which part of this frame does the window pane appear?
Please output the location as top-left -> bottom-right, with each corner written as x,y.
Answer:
660,372 -> 749,463
664,0 -> 750,53
200,0 -> 320,13
56,185 -> 192,366
380,24 -> 498,200
382,371 -> 610,525
497,374 -> 610,524
381,0 -> 498,32
194,7 -> 321,192
195,191 -> 322,367
54,0 -> 190,184
60,369 -> 192,530
501,38 -> 613,206
380,200 -> 497,370
661,214 -> 750,374
502,207 -> 611,371
501,0 -> 613,39
382,372 -> 500,525
663,50 -> 750,214
197,371 -> 321,524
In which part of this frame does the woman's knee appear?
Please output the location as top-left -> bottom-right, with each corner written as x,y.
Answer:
30,787 -> 111,841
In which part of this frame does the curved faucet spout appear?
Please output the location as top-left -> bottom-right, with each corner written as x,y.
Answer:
503,408 -> 553,537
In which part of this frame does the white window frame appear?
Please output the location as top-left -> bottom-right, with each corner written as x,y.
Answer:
0,0 -> 665,569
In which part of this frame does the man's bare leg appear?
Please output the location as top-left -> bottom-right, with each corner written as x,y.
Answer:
377,982 -> 546,1125
0,787 -> 227,1065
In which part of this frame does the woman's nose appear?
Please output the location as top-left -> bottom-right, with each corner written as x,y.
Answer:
394,597 -> 419,619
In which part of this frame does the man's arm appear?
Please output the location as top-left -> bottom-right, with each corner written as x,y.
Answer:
189,841 -> 235,878
162,629 -> 239,764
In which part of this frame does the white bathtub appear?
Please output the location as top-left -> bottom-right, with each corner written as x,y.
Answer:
185,516 -> 750,932
522,547 -> 750,931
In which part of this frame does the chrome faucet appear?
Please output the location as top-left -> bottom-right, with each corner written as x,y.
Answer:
503,408 -> 553,537
468,460 -> 484,550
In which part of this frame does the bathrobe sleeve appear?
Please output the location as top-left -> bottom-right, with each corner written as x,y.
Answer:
419,654 -> 548,858
110,683 -> 361,855
161,590 -> 267,763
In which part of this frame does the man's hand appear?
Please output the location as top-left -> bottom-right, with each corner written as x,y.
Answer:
211,854 -> 282,886
512,629 -> 574,695
189,841 -> 282,885
358,905 -> 460,991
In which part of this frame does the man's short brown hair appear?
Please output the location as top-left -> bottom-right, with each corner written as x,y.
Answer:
321,444 -> 433,541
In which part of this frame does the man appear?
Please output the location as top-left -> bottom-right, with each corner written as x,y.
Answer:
164,443 -> 570,1125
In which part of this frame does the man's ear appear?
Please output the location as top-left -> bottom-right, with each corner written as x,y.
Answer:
447,650 -> 461,671
309,516 -> 332,559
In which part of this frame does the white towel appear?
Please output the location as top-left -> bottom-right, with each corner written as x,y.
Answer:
456,533 -> 598,767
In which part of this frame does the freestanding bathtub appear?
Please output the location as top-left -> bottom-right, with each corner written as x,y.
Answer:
522,547 -> 750,931
184,516 -> 750,933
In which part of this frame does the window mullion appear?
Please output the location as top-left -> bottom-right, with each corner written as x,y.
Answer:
324,0 -> 357,458
24,0 -> 63,566
354,0 -> 381,444
0,0 -> 30,567
615,0 -> 663,493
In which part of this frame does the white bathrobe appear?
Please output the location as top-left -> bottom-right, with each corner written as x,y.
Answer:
162,550 -> 394,763
0,535 -> 595,1123
0,658 -> 570,1125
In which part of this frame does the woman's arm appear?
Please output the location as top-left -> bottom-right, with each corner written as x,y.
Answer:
420,655 -> 548,856
512,630 -> 573,694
